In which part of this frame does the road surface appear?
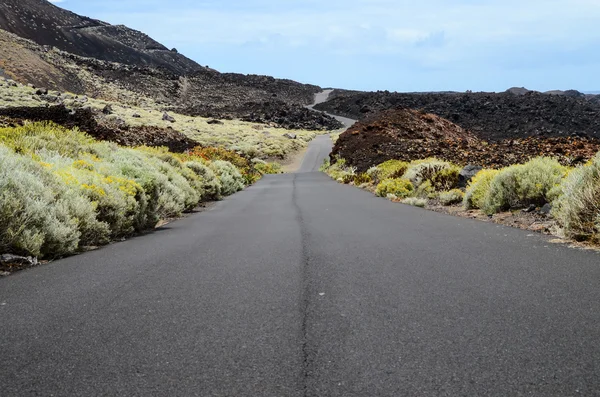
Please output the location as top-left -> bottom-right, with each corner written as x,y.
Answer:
2,136 -> 600,396
306,89 -> 356,129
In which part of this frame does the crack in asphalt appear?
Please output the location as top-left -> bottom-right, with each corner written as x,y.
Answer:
292,172 -> 315,397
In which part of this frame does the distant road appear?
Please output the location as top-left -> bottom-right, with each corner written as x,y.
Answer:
3,121 -> 600,396
307,89 -> 357,129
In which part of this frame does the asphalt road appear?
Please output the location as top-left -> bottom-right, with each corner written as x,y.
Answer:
2,136 -> 600,396
306,89 -> 356,129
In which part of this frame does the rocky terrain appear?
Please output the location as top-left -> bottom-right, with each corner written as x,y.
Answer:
0,104 -> 197,152
317,89 -> 600,141
0,0 -> 339,130
332,108 -> 600,172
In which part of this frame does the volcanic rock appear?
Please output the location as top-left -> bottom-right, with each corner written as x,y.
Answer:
459,165 -> 483,188
0,105 -> 197,152
332,108 -> 600,172
316,90 -> 600,141
162,112 -> 175,123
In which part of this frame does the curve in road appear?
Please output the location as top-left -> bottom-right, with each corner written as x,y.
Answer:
2,136 -> 600,396
307,89 -> 357,129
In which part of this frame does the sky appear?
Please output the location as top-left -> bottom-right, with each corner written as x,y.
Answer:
48,0 -> 600,93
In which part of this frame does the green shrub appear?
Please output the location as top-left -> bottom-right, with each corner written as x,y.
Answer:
185,161 -> 222,200
353,173 -> 372,185
326,157 -> 356,183
413,180 -> 435,199
0,122 -> 250,258
430,166 -> 461,191
463,169 -> 499,210
0,122 -> 97,158
107,149 -> 187,219
369,160 -> 409,184
319,159 -> 331,172
210,160 -> 245,196
439,189 -> 465,206
401,197 -> 427,208
375,178 -> 414,198
482,157 -> 567,214
254,161 -> 282,175
0,148 -> 82,257
404,159 -> 460,191
553,157 -> 600,241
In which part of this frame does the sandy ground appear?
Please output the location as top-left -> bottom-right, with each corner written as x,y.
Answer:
281,145 -> 311,173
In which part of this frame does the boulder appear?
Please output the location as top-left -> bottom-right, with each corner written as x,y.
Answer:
132,113 -> 141,118
207,119 -> 223,125
458,165 -> 482,188
35,87 -> 48,95
102,104 -> 113,115
283,133 -> 297,139
539,203 -> 552,216
162,112 -> 176,123
0,254 -> 38,271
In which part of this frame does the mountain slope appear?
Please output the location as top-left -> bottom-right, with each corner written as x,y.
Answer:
0,0 -> 203,75
0,0 -> 341,130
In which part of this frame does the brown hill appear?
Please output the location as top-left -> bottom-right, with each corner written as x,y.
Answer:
332,108 -> 600,172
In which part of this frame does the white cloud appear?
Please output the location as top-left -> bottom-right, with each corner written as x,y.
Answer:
57,0 -> 600,91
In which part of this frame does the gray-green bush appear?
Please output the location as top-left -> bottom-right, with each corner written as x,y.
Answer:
553,157 -> 600,241
482,157 -> 567,214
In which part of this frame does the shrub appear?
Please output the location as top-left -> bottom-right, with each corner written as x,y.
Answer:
0,122 -> 96,158
414,180 -> 435,199
254,161 -> 282,175
188,146 -> 259,184
210,160 -> 245,196
463,169 -> 499,210
439,189 -> 465,206
185,161 -> 222,200
326,157 -> 356,183
553,156 -> 600,241
375,178 -> 414,198
43,153 -> 146,238
401,197 -> 427,208
0,147 -> 82,257
353,173 -> 372,186
319,158 -> 331,172
404,159 -> 460,191
369,160 -> 409,184
0,122 -> 250,258
108,149 -> 188,219
430,166 -> 461,191
482,157 -> 567,214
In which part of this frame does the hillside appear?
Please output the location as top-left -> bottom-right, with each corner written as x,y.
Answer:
0,0 -> 203,74
332,108 -> 600,172
316,89 -> 600,141
0,0 -> 341,130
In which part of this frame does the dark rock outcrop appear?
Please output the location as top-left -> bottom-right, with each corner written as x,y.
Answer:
316,90 -> 600,141
459,165 -> 483,188
0,105 -> 197,152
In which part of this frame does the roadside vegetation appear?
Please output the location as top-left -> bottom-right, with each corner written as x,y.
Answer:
0,122 -> 281,260
322,154 -> 600,244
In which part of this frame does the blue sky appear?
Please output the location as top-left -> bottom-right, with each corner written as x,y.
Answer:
48,0 -> 600,92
